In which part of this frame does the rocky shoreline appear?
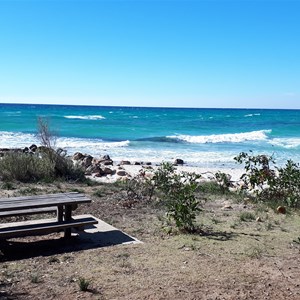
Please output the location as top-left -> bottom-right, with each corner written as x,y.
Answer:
0,145 -> 244,185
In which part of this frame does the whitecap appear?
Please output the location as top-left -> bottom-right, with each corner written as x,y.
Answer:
64,115 -> 106,120
269,138 -> 300,149
167,130 -> 271,144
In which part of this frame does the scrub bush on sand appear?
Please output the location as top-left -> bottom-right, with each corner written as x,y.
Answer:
235,151 -> 300,208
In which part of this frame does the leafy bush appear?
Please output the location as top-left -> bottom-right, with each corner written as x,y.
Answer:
235,151 -> 300,208
153,163 -> 201,232
214,171 -> 231,194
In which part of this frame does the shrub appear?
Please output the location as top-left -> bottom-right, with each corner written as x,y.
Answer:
0,151 -> 85,183
0,152 -> 55,182
153,163 -> 201,232
235,151 -> 300,208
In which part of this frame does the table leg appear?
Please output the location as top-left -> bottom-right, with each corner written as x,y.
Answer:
64,205 -> 72,238
57,205 -> 63,222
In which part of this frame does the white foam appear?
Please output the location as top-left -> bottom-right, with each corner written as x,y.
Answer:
270,138 -> 300,149
0,131 -> 38,148
244,113 -> 261,117
64,115 -> 106,120
167,130 -> 271,144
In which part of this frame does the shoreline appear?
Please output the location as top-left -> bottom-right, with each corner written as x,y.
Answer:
86,162 -> 244,184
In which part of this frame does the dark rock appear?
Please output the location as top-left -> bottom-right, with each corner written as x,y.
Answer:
134,162 -> 141,165
102,154 -> 111,160
72,152 -> 84,160
145,162 -> 152,165
82,155 -> 93,168
102,167 -> 116,175
102,160 -> 113,166
117,170 -> 127,176
120,160 -> 131,165
174,158 -> 184,165
29,144 -> 38,152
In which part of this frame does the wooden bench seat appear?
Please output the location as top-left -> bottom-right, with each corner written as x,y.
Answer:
0,215 -> 98,239
0,207 -> 57,218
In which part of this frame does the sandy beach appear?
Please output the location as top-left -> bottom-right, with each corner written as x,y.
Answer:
86,161 -> 244,184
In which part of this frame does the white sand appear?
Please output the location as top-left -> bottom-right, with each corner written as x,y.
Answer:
87,163 -> 244,184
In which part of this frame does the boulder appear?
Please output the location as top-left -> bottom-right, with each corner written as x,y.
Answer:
174,158 -> 184,165
102,154 -> 111,160
102,159 -> 113,166
120,160 -> 131,165
102,167 -> 116,175
117,170 -> 127,176
72,152 -> 84,160
29,144 -> 38,152
82,155 -> 93,168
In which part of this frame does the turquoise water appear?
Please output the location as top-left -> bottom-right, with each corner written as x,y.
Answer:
1,103 -> 300,168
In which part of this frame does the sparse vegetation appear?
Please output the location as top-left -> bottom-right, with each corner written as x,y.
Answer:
235,151 -> 300,208
78,277 -> 90,291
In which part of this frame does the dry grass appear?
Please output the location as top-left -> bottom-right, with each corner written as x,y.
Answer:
1,181 -> 300,299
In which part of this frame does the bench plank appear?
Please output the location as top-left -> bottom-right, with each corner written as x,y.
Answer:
0,207 -> 57,218
0,216 -> 98,239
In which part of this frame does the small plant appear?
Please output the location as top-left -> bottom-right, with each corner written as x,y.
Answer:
78,277 -> 90,291
246,246 -> 263,259
1,181 -> 15,190
239,211 -> 255,222
215,171 -> 231,194
30,273 -> 40,284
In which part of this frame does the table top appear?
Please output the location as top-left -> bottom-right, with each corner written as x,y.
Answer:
0,192 -> 91,212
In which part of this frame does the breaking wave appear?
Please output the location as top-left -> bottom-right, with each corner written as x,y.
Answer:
64,115 -> 106,120
167,130 -> 271,144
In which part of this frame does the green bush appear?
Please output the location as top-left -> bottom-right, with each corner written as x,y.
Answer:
235,151 -> 300,208
153,163 -> 201,232
0,152 -> 55,182
0,151 -> 85,183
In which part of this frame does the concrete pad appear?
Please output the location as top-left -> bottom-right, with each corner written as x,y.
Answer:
71,215 -> 143,247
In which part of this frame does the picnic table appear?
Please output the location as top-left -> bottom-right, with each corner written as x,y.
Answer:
0,192 -> 98,240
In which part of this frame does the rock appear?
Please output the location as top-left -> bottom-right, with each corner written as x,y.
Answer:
120,160 -> 131,165
145,162 -> 152,166
23,147 -> 29,153
86,164 -> 102,174
102,154 -> 111,160
117,170 -> 127,176
82,155 -> 93,168
102,159 -> 113,166
102,167 -> 116,175
72,152 -> 84,160
174,158 -> 184,165
277,206 -> 286,214
134,162 -> 141,165
29,144 -> 38,152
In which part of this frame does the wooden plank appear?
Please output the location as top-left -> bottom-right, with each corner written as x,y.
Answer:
0,207 -> 57,217
0,193 -> 92,212
0,216 -> 98,239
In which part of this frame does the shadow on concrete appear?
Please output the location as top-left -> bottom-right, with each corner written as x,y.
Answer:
0,217 -> 141,262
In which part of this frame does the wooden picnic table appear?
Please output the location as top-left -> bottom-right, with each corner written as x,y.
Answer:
0,192 -> 98,240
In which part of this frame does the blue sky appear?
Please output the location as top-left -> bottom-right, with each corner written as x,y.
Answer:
0,0 -> 299,109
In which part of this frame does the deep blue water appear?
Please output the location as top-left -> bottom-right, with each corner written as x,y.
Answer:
1,103 -> 300,168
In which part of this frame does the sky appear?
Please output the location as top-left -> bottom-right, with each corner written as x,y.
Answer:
0,0 -> 299,109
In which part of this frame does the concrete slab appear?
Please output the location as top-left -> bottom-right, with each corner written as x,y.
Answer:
71,215 -> 143,247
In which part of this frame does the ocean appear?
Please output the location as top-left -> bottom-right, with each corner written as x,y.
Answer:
1,103 -> 300,169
